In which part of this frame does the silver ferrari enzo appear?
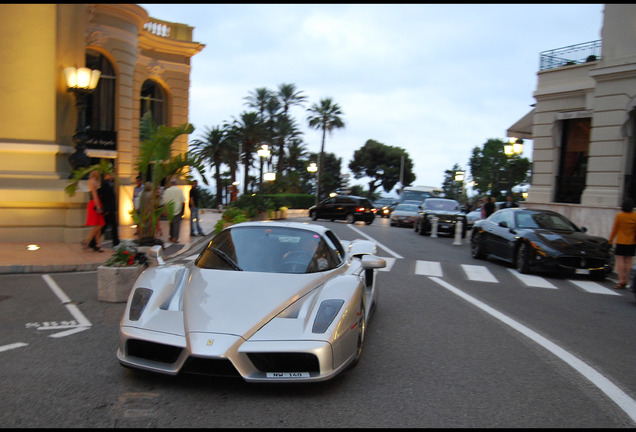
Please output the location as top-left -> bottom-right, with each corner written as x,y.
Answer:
117,221 -> 386,382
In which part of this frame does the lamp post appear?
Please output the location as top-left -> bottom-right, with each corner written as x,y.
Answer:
307,162 -> 318,196
257,144 -> 271,190
64,66 -> 101,173
503,137 -> 524,193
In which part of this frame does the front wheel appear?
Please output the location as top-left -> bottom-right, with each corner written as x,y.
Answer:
346,214 -> 355,224
349,301 -> 366,369
515,242 -> 531,274
471,233 -> 485,259
310,211 -> 318,221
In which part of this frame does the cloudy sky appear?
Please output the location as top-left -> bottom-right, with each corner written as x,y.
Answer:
139,3 -> 604,195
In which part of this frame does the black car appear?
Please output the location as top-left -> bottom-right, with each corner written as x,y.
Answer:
309,195 -> 376,224
470,208 -> 613,279
413,198 -> 467,238
373,198 -> 395,218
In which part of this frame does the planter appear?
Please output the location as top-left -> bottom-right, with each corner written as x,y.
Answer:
97,265 -> 145,303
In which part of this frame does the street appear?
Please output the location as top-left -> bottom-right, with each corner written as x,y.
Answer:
1,216 -> 636,427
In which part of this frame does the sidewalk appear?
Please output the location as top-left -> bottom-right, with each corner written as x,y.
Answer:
0,210 -> 223,274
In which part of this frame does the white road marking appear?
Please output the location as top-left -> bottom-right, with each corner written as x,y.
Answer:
508,269 -> 558,289
461,264 -> 498,283
415,260 -> 443,277
430,276 -> 636,424
347,224 -> 403,259
41,274 -> 92,337
569,280 -> 621,295
0,342 -> 28,352
378,257 -> 396,272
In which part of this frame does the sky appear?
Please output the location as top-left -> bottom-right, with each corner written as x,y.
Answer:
139,3 -> 605,196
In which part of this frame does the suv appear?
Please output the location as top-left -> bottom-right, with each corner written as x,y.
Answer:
413,198 -> 467,238
309,195 -> 376,225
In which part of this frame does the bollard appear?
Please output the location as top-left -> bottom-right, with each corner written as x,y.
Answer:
431,216 -> 438,238
453,220 -> 463,245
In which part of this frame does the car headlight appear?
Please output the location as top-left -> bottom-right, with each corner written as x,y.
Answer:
312,299 -> 344,333
129,287 -> 153,321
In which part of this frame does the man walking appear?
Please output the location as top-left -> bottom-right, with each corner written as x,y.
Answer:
189,179 -> 205,236
161,178 -> 186,243
90,171 -> 119,249
501,195 -> 519,209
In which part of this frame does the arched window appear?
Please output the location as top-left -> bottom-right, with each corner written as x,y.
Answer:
85,50 -> 116,150
140,79 -> 166,126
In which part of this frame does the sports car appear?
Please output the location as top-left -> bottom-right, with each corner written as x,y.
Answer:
470,208 -> 613,279
117,221 -> 386,382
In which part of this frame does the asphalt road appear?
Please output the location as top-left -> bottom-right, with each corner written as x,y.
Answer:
1,216 -> 635,427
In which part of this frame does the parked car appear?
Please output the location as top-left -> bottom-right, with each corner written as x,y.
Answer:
470,208 -> 613,279
413,198 -> 468,238
373,198 -> 395,218
117,221 -> 386,382
465,208 -> 482,229
390,203 -> 419,228
309,195 -> 376,224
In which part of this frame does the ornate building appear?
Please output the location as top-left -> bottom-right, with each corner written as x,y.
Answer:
0,4 -> 204,242
508,4 -> 636,238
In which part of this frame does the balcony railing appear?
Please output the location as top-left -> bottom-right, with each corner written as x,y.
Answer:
143,17 -> 193,42
539,40 -> 601,71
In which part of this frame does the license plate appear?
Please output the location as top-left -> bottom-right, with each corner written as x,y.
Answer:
266,372 -> 309,378
575,268 -> 590,275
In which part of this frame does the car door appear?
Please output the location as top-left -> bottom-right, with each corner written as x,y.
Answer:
485,210 -> 516,261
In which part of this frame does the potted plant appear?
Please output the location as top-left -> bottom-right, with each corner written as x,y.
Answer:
97,241 -> 148,302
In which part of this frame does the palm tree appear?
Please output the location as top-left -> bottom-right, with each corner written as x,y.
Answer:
190,125 -> 231,205
244,87 -> 273,120
227,111 -> 268,195
307,97 -> 345,203
275,83 -> 307,176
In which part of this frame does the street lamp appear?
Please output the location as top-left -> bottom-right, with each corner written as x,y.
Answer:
503,138 -> 524,193
307,162 -> 318,197
64,66 -> 101,173
257,144 -> 271,189
454,170 -> 465,182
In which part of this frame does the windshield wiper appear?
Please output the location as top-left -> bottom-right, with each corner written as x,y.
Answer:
210,248 -> 243,271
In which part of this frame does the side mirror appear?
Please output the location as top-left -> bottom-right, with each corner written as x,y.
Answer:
361,254 -> 386,269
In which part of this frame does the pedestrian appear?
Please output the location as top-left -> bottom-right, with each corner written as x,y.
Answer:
481,196 -> 495,218
132,175 -> 143,212
608,198 -> 636,289
81,170 -> 105,253
189,179 -> 205,236
501,195 -> 519,209
100,171 -> 119,248
161,177 -> 186,243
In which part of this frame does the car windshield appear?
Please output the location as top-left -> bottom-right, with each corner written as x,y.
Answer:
515,211 -> 577,231
424,199 -> 459,211
196,226 -> 342,274
395,204 -> 418,212
374,199 -> 393,207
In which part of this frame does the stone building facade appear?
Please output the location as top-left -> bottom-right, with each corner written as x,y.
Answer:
0,4 -> 204,242
508,4 -> 636,238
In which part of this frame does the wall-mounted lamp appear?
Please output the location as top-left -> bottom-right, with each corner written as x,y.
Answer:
64,66 -> 101,173
504,137 -> 524,157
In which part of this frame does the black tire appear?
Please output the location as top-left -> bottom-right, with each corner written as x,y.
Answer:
515,242 -> 531,274
365,219 -> 373,225
590,269 -> 608,281
346,214 -> 355,224
418,220 -> 426,236
349,301 -> 366,369
471,232 -> 486,259
310,211 -> 318,221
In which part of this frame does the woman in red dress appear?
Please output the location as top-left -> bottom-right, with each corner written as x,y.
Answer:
82,170 -> 106,252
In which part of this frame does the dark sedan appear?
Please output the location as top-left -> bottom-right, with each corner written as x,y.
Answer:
470,208 -> 613,279
413,198 -> 467,238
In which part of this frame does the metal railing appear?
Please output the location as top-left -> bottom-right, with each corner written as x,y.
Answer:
539,40 -> 601,71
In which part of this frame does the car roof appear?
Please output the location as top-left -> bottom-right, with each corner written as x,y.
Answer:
231,220 -> 330,236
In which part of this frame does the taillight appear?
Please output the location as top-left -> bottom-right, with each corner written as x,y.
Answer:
356,207 -> 366,212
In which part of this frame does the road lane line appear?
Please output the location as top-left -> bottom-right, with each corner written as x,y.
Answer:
347,224 -> 403,259
569,280 -> 621,295
378,257 -> 396,272
461,264 -> 498,283
429,276 -> 636,425
415,260 -> 443,277
507,269 -> 558,289
0,342 -> 28,352
41,274 -> 92,337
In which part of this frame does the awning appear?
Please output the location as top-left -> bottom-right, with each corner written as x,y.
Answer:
506,109 -> 534,139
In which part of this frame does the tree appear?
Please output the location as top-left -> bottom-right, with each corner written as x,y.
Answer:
190,125 -> 232,205
307,97 -> 345,202
349,139 -> 414,197
469,138 -> 531,198
442,163 -> 467,202
226,111 -> 268,195
315,151 -> 343,198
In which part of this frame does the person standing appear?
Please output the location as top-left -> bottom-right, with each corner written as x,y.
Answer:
501,195 -> 519,209
608,198 -> 636,289
482,196 -> 495,218
132,175 -> 143,212
100,172 -> 119,248
82,170 -> 105,253
189,179 -> 205,236
161,178 -> 186,243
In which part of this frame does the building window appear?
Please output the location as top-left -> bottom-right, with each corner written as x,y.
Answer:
624,109 -> 636,204
85,50 -> 116,152
554,118 -> 591,204
140,79 -> 166,126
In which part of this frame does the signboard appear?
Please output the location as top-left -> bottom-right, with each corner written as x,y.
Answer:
86,130 -> 117,152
